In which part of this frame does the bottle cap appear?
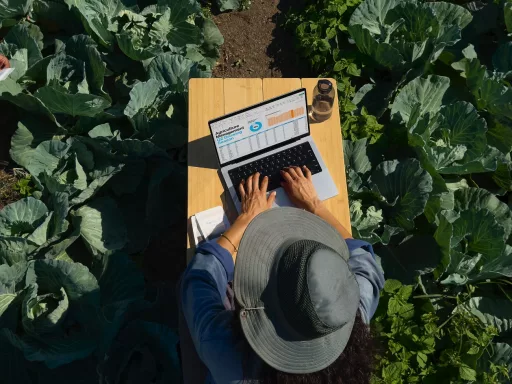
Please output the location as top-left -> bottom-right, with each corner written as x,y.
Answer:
317,79 -> 333,94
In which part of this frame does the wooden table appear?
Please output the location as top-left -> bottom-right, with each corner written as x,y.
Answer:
187,78 -> 351,258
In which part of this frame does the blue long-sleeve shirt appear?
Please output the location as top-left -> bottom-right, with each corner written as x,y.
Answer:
181,239 -> 384,384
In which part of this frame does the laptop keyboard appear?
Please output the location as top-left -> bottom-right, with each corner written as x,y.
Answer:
228,142 -> 322,201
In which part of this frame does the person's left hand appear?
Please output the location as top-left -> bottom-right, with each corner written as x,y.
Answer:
239,172 -> 276,222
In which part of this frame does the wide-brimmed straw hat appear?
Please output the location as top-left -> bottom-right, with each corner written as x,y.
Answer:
234,207 -> 360,374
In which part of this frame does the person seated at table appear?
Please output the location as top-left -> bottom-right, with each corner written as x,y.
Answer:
181,166 -> 385,384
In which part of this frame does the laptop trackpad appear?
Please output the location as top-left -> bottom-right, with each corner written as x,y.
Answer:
272,187 -> 294,208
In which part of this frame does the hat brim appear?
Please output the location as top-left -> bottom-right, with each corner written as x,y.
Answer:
234,208 -> 355,374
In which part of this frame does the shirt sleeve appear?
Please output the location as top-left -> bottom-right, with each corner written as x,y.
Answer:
180,241 -> 246,383
345,239 -> 385,323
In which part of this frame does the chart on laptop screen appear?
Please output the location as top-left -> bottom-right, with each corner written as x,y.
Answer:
210,91 -> 309,164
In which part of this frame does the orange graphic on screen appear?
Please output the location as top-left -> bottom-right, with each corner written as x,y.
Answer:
267,107 -> 305,127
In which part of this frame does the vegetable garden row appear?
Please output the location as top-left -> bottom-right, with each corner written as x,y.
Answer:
287,0 -> 512,382
1,0 -> 512,382
0,0 -> 222,381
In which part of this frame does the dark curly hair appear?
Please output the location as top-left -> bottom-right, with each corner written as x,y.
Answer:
233,309 -> 377,384
259,311 -> 377,384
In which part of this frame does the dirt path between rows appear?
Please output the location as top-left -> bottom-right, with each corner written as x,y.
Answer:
212,0 -> 310,79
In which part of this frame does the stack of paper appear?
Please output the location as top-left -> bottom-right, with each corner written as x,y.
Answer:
191,206 -> 230,246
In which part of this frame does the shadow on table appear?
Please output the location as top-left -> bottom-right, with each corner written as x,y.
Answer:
187,135 -> 218,170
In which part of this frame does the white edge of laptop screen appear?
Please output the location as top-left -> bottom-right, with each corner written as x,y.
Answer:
210,91 -> 309,165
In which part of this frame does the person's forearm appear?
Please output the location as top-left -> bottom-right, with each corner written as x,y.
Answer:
309,201 -> 353,240
216,214 -> 252,262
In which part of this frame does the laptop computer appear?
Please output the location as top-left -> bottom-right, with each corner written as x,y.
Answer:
208,88 -> 338,213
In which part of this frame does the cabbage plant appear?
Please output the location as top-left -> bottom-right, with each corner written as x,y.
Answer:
348,0 -> 472,74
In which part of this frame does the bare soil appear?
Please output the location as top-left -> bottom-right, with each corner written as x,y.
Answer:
212,0 -> 310,78
0,169 -> 21,210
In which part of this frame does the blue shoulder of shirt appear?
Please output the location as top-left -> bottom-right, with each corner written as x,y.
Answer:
196,241 -> 235,282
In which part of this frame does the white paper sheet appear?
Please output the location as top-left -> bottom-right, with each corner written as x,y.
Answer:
191,206 -> 230,246
0,68 -> 14,81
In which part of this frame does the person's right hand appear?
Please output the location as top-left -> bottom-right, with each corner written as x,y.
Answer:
280,166 -> 322,213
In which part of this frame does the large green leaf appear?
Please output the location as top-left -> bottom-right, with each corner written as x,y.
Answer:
46,54 -> 88,94
451,209 -> 506,260
0,237 -> 38,265
147,52 -> 198,88
385,3 -> 439,62
434,102 -> 487,158
9,259 -> 102,368
0,197 -> 48,237
478,342 -> 512,381
5,46 -> 28,81
201,18 -> 224,51
453,188 -> 512,239
163,0 -> 201,48
462,297 -> 512,335
487,117 -> 512,155
402,77 -> 499,175
26,213 -> 53,246
65,35 -> 109,99
0,0 -> 33,24
454,54 -> 512,120
391,75 -> 449,125
215,0 -> 240,12
346,24 -> 403,69
113,9 -> 166,61
0,80 -> 57,121
71,197 -> 127,256
505,1 -> 512,35
350,199 -> 383,244
0,262 -> 28,293
426,102 -> 496,174
0,262 -> 27,330
63,0 -> 126,47
369,159 -> 433,230
124,79 -> 162,118
468,245 -> 512,283
349,0 -> 401,35
22,284 -> 70,336
429,2 -> 473,34
25,140 -> 70,178
34,86 -> 110,117
348,0 -> 470,71
343,138 -> 372,175
4,22 -> 43,67
9,118 -> 60,169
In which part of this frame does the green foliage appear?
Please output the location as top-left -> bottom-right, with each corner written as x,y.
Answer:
290,0 -> 512,381
342,106 -> 384,143
13,175 -> 35,197
372,280 -> 509,383
0,0 -> 222,379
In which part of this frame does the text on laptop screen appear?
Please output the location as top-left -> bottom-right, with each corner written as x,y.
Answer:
210,91 -> 309,165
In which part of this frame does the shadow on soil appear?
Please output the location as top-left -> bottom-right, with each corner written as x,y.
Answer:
267,0 -> 311,78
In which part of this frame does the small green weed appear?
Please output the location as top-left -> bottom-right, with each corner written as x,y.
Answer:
13,174 -> 35,198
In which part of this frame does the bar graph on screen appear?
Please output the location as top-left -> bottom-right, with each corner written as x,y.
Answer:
267,107 -> 306,127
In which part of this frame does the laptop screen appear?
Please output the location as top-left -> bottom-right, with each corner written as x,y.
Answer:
209,89 -> 309,166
